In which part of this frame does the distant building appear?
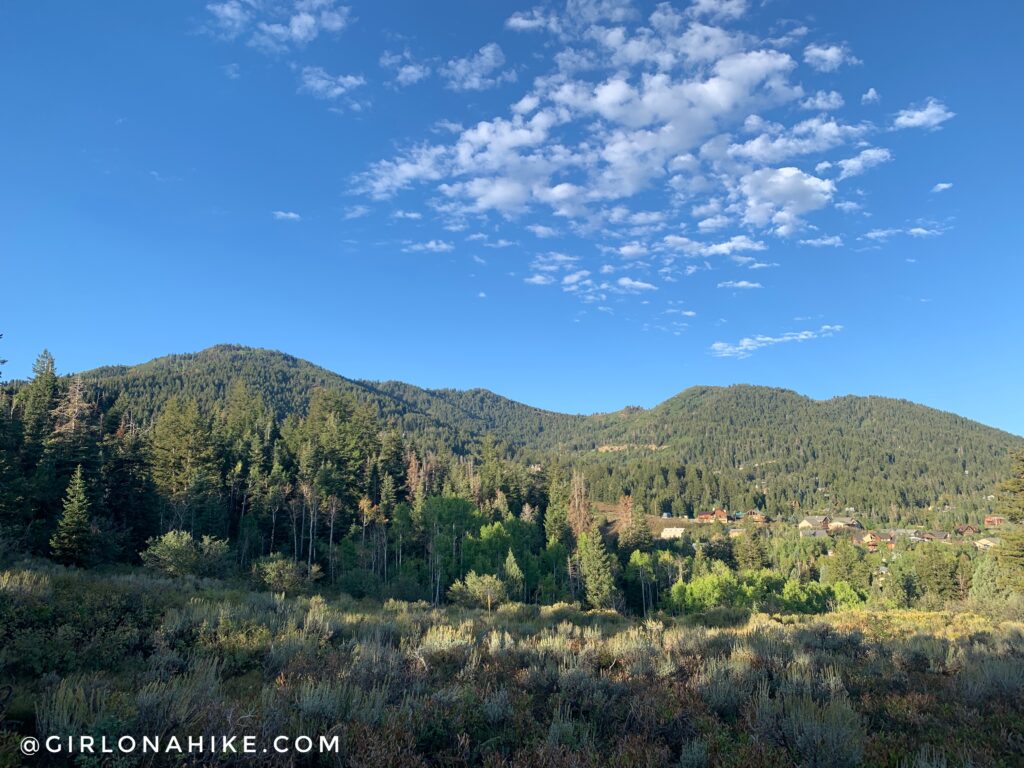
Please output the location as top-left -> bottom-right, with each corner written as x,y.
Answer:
660,527 -> 688,540
975,537 -> 1000,552
984,515 -> 1007,528
728,528 -> 745,538
955,524 -> 981,536
828,516 -> 862,532
798,515 -> 830,530
747,511 -> 768,524
697,508 -> 729,524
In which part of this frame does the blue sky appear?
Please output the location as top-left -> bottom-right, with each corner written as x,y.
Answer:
2,0 -> 1022,434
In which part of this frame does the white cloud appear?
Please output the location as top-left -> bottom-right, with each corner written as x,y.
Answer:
729,116 -> 868,164
524,273 -> 554,285
836,147 -> 892,180
931,182 -> 953,193
893,98 -> 955,130
380,50 -> 431,86
864,225 -> 944,242
739,167 -> 835,236
343,204 -> 370,219
718,280 -> 762,289
527,224 -> 558,238
711,324 -> 843,358
799,235 -> 843,247
403,239 -> 454,252
563,269 -> 591,285
688,0 -> 748,21
617,276 -> 657,291
299,66 -> 365,99
222,62 -> 241,79
861,87 -> 880,104
800,90 -> 844,110
477,292 -> 487,298
272,210 -> 301,221
505,8 -> 561,33
803,43 -> 860,72
210,0 -> 352,53
392,210 -> 423,219
441,43 -> 516,91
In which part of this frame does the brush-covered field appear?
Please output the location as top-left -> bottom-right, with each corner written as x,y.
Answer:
1,563 -> 1022,767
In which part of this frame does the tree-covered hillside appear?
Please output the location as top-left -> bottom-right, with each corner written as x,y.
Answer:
63,345 -> 1022,524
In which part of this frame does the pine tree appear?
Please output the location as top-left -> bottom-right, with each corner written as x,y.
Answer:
734,529 -> 770,571
503,548 -> 524,600
576,531 -> 618,609
997,450 -> 1024,522
618,495 -> 652,553
567,469 -> 592,538
50,466 -> 94,566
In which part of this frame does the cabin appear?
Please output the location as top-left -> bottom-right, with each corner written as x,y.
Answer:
747,512 -> 768,524
798,515 -> 830,530
659,527 -> 687,540
984,515 -> 1007,528
697,508 -> 729,524
975,537 -> 1000,552
955,524 -> 982,536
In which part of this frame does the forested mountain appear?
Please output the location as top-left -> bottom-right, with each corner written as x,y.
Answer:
7,344 -> 1022,527
75,345 -> 583,453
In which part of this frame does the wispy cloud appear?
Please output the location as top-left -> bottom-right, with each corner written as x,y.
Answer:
931,182 -> 953,193
272,210 -> 301,221
799,235 -> 843,247
718,280 -> 762,289
403,239 -> 454,252
711,324 -> 843,358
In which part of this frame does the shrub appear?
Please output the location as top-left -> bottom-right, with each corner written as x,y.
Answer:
251,554 -> 304,594
140,530 -> 230,578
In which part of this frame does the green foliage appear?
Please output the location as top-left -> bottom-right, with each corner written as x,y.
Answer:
448,570 -> 507,611
140,530 -> 230,578
49,466 -> 94,566
576,531 -> 618,609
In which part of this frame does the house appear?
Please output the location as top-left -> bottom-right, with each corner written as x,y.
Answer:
747,512 -> 768,524
853,531 -> 880,549
828,516 -> 862,532
955,524 -> 981,536
697,508 -> 730,524
924,531 -> 952,543
799,515 -> 831,530
974,537 -> 1000,552
659,527 -> 687,540
984,515 -> 1007,528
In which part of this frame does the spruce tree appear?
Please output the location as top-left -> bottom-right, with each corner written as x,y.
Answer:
50,465 -> 93,566
503,548 -> 524,600
576,531 -> 618,609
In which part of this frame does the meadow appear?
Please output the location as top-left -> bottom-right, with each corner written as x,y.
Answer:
2,561 -> 1022,767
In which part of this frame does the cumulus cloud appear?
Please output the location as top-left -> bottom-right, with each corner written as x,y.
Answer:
800,90 -> 844,110
740,167 -> 835,236
617,276 -> 657,291
861,87 -> 880,104
893,98 -> 955,130
931,182 -> 953,193
207,0 -> 352,52
835,147 -> 892,180
803,43 -> 860,72
380,51 -> 431,87
799,235 -> 843,247
403,239 -> 454,252
440,43 -> 516,91
711,324 -> 843,358
299,66 -> 365,99
717,280 -> 762,289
